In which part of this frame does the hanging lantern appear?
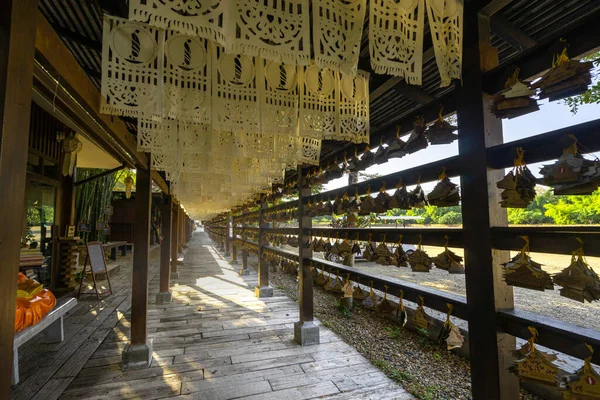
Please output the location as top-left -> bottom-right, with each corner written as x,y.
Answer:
124,173 -> 134,199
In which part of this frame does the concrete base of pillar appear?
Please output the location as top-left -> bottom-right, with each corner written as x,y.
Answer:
155,291 -> 172,304
255,285 -> 273,298
170,271 -> 179,280
294,321 -> 320,346
121,340 -> 153,370
239,268 -> 250,275
230,260 -> 238,265
224,251 -> 231,257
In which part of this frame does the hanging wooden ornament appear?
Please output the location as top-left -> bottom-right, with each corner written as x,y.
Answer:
387,127 -> 408,160
377,285 -> 398,315
438,304 -> 464,350
359,186 -> 376,215
389,180 -> 411,210
409,235 -> 433,272
358,146 -> 376,170
349,188 -> 361,214
426,106 -> 458,145
395,290 -> 408,327
491,68 -> 539,119
412,296 -> 430,330
427,168 -> 460,207
432,236 -> 465,274
539,135 -> 600,196
408,176 -> 427,208
342,273 -> 354,299
392,237 -> 409,268
351,234 -> 362,256
503,236 -> 554,291
325,269 -> 345,294
496,147 -> 537,208
553,239 -> 600,303
310,265 -> 321,281
531,44 -> 594,102
375,235 -> 393,266
124,173 -> 135,199
315,268 -> 329,286
362,280 -> 380,310
373,137 -> 389,165
564,343 -> 600,399
353,277 -> 369,300
404,116 -> 429,154
374,183 -> 391,214
512,327 -> 568,386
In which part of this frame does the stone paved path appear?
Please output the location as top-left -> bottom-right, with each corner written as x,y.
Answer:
14,231 -> 413,399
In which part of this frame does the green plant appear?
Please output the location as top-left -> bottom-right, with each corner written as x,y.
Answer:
372,359 -> 389,370
385,326 -> 403,339
433,352 -> 441,360
390,369 -> 413,383
335,301 -> 352,318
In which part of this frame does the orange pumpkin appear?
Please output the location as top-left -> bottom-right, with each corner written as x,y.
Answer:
14,273 -> 56,332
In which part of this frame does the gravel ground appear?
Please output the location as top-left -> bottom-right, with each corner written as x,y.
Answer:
251,256 -> 543,400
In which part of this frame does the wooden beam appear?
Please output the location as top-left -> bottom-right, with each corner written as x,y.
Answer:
487,118 -> 600,169
0,0 -> 37,395
479,0 -> 514,17
490,15 -> 537,52
34,11 -> 146,167
49,23 -> 101,52
151,170 -> 168,194
393,83 -> 435,105
498,308 -> 600,364
309,257 -> 468,319
74,163 -> 126,186
130,165 -> 151,346
483,9 -> 600,94
456,2 -> 506,398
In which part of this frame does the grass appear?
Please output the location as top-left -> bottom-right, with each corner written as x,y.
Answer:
335,300 -> 353,318
385,326 -> 403,339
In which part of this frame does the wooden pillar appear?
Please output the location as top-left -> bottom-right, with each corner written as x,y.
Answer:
0,0 -> 37,394
170,202 -> 179,279
122,166 -> 152,369
239,211 -> 249,275
156,194 -> 172,304
456,3 -> 518,399
345,171 -> 359,266
294,166 -> 319,346
224,213 -> 231,256
255,201 -> 272,297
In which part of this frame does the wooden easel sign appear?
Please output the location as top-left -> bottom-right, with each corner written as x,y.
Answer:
77,241 -> 113,300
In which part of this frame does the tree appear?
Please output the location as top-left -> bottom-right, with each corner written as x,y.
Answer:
562,51 -> 600,114
544,190 -> 600,224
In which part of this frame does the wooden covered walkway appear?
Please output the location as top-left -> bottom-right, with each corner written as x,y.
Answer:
12,231 -> 411,400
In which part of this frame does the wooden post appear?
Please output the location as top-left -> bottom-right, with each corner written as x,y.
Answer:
239,211 -> 249,275
456,3 -> 518,399
170,202 -> 179,279
156,194 -> 172,304
345,171 -> 359,266
0,0 -> 37,394
122,166 -> 152,369
224,212 -> 231,256
294,166 -> 319,346
255,201 -> 273,297
178,206 -> 184,251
